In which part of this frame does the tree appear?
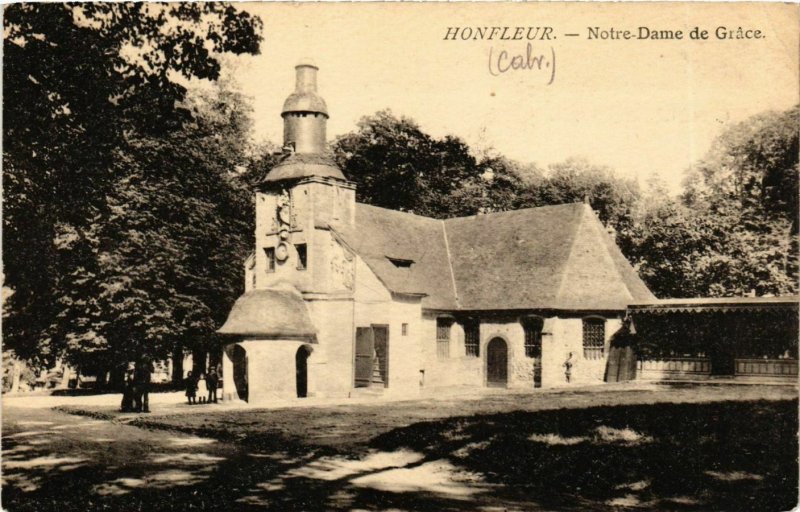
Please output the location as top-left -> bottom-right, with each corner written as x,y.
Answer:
537,158 -> 640,230
683,106 -> 799,222
678,106 -> 799,296
333,110 -> 540,218
3,4 -> 262,370
624,106 -> 799,298
448,156 -> 542,216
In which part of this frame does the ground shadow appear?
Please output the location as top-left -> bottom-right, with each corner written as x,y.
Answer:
3,398 -> 797,511
369,399 -> 799,511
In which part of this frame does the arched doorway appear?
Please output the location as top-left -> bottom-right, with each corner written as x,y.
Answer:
296,345 -> 311,398
232,345 -> 248,402
486,337 -> 508,387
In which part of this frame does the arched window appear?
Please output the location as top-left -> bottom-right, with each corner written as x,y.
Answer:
582,317 -> 606,359
521,316 -> 544,358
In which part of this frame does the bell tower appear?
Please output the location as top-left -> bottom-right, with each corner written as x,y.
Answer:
252,62 -> 356,293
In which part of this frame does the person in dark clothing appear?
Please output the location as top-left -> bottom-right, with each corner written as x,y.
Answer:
206,368 -> 219,403
134,359 -> 152,413
120,366 -> 135,412
185,371 -> 198,405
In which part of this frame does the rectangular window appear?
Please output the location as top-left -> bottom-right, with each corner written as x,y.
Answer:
295,243 -> 307,270
523,318 -> 543,358
436,318 -> 452,360
401,323 -> 408,336
264,247 -> 276,273
464,320 -> 480,357
583,318 -> 606,360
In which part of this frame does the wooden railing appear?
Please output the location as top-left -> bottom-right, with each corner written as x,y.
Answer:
735,359 -> 798,380
637,358 -> 710,380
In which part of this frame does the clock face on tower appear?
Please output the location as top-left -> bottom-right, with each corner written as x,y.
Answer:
275,242 -> 289,262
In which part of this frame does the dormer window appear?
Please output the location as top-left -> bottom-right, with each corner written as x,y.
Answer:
387,257 -> 413,268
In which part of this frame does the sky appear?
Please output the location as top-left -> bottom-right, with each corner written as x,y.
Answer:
217,3 -> 798,194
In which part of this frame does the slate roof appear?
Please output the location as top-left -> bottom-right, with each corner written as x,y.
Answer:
331,202 -> 655,311
218,285 -> 317,340
331,204 -> 458,310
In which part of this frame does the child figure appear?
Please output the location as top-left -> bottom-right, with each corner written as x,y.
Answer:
185,370 -> 198,405
196,373 -> 207,404
563,352 -> 574,383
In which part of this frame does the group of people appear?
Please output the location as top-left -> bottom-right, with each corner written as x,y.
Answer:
185,367 -> 219,405
120,359 -> 152,413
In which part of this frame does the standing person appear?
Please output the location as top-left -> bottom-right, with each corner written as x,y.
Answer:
196,373 -> 207,404
563,352 -> 574,383
185,371 -> 197,405
206,367 -> 219,403
135,358 -> 152,413
120,365 -> 135,412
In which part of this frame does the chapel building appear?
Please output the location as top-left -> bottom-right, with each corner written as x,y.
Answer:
217,63 -> 656,403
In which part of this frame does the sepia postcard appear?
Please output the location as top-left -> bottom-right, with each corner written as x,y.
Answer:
2,2 -> 799,511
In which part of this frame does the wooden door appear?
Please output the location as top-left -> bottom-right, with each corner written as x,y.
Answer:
372,325 -> 389,388
355,327 -> 374,388
486,337 -> 508,387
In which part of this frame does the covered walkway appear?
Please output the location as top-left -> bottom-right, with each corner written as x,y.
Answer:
612,296 -> 799,383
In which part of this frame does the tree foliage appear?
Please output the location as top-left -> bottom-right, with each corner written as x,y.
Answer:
5,3 -> 795,378
332,107 -> 796,300
333,110 -> 483,218
3,3 -> 262,369
624,107 -> 799,298
332,112 -> 640,232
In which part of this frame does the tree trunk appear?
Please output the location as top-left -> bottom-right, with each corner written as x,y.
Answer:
96,369 -> 108,388
172,344 -> 184,384
11,361 -> 22,394
59,365 -> 73,389
193,350 -> 208,376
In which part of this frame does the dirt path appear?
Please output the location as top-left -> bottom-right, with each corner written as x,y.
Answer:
2,405 -> 254,511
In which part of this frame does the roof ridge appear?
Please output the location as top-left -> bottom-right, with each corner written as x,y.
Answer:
443,202 -> 586,223
441,219 -> 460,309
357,201 -> 588,224
355,202 -> 442,223
552,204 -> 592,306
